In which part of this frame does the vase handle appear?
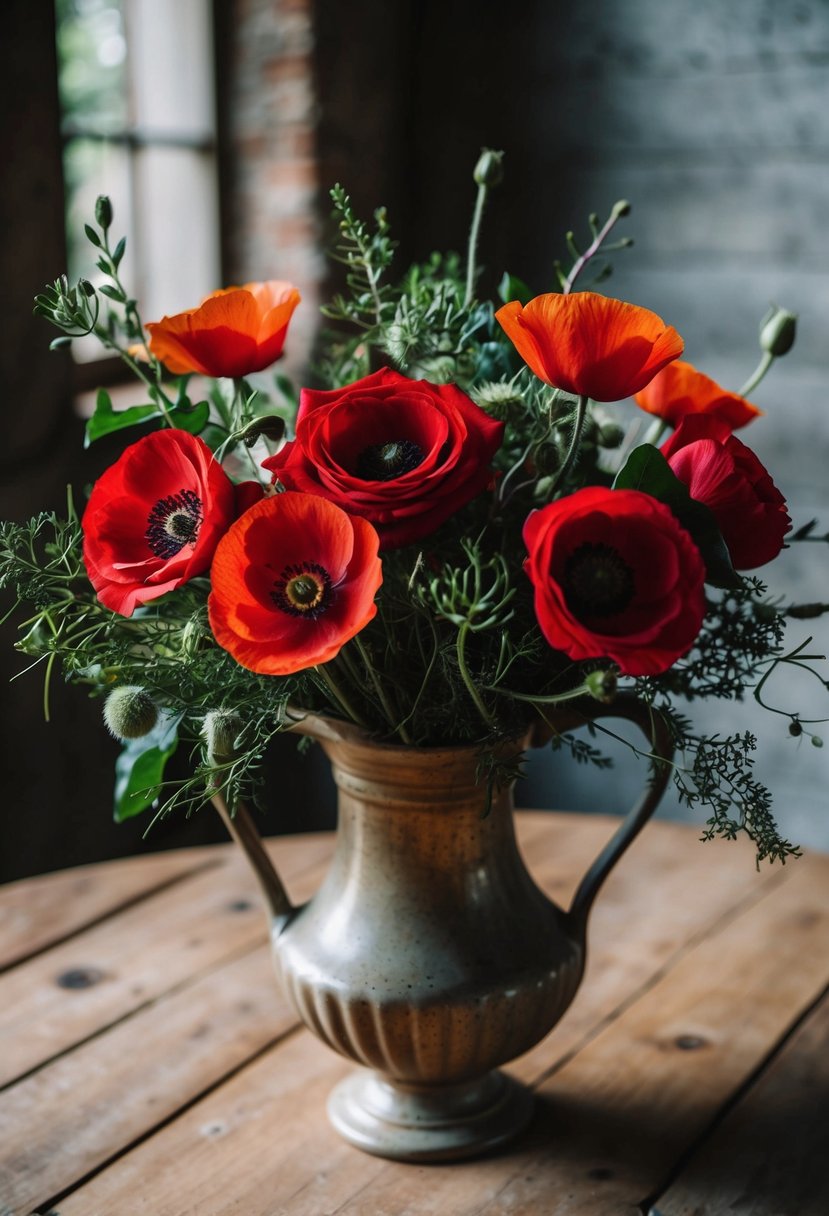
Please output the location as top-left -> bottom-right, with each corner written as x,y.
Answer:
211,791 -> 295,933
561,695 -> 675,931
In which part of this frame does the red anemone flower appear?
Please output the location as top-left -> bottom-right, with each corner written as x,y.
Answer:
662,415 -> 791,569
208,492 -> 382,676
495,292 -> 683,401
523,486 -> 706,676
82,429 -> 237,616
146,280 -> 301,378
263,367 -> 504,549
634,359 -> 762,430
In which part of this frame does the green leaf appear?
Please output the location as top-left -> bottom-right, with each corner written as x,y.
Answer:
113,714 -> 180,822
49,335 -> 73,351
168,399 -> 210,434
497,272 -> 533,306
112,236 -> 127,267
99,284 -> 126,303
612,445 -> 743,589
84,223 -> 102,248
84,389 -> 158,447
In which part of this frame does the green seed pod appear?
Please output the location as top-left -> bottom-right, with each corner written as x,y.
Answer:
759,305 -> 797,357
103,686 -> 159,740
473,148 -> 504,188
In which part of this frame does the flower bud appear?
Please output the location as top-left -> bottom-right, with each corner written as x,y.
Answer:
473,149 -> 504,188
759,305 -> 797,357
202,709 -> 243,762
103,686 -> 159,740
812,734 -> 824,749
597,423 -> 626,449
611,199 -> 632,218
472,381 -> 525,423
585,669 -> 618,703
95,195 -> 113,230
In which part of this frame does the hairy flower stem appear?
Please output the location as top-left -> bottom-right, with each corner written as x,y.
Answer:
456,622 -> 496,731
353,636 -> 413,744
549,395 -> 589,495
738,350 -> 774,399
464,182 -> 489,308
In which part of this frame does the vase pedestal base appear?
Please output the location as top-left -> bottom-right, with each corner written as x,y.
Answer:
327,1068 -> 534,1162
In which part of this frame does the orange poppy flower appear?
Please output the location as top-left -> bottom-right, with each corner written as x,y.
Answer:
495,292 -> 683,401
634,359 -> 762,430
146,280 -> 301,378
208,492 -> 382,676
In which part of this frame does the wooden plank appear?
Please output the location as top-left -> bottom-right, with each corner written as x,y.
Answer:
49,834 -> 829,1215
652,987 -> 829,1215
0,946 -> 294,1216
0,847 -> 212,971
0,833 -> 334,1088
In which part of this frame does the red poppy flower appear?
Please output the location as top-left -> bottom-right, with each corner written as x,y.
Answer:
82,430 -> 237,616
495,292 -> 683,401
146,280 -> 301,378
662,416 -> 791,570
208,492 -> 382,675
263,367 -> 504,549
523,486 -> 706,676
634,360 -> 762,430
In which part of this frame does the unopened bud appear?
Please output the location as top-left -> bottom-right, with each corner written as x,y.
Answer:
473,148 -> 504,188
788,720 -> 803,738
597,423 -> 626,449
812,734 -> 823,748
95,195 -> 113,230
611,199 -> 631,218
103,686 -> 159,740
202,709 -> 243,763
759,305 -> 797,357
472,381 -> 525,423
78,278 -> 96,298
585,669 -> 618,704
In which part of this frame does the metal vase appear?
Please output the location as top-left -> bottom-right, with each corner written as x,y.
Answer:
216,696 -> 673,1162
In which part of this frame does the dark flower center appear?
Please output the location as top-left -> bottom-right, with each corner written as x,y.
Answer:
562,542 -> 635,619
146,489 -> 203,559
355,439 -> 424,481
271,562 -> 332,618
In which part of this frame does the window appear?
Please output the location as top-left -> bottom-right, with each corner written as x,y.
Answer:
56,0 -> 220,377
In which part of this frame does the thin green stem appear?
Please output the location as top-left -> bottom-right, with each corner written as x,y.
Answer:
548,394 -> 589,495
456,622 -> 496,731
464,182 -> 488,308
316,664 -> 371,730
353,636 -> 413,744
738,350 -> 774,399
642,416 -> 668,447
564,206 -> 626,295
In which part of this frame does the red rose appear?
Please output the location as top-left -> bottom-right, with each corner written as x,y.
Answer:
208,492 -> 382,675
495,292 -> 683,401
662,415 -> 791,570
82,430 -> 237,616
635,359 -> 762,430
523,486 -> 706,676
146,280 -> 301,378
262,368 -> 504,549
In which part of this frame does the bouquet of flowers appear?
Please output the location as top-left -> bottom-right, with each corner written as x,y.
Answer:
2,150 -> 824,863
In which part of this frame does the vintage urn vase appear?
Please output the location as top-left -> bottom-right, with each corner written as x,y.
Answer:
218,696 -> 672,1162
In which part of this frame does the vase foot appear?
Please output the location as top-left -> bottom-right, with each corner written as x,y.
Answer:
327,1068 -> 534,1162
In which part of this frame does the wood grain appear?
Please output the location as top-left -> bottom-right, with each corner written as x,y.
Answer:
652,986 -> 829,1216
24,818 -> 824,1216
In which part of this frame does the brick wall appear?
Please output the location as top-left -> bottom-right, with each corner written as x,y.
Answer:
218,0 -> 323,378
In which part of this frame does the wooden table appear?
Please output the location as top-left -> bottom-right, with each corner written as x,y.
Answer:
1,812 -> 827,1215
